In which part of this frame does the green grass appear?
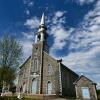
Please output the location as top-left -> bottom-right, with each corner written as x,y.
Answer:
0,96 -> 19,100
0,96 -> 42,100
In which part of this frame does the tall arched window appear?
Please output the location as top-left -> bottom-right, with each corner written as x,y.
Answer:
33,57 -> 38,71
48,64 -> 52,75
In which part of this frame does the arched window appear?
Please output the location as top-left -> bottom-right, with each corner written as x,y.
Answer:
47,81 -> 52,94
33,58 -> 38,71
48,64 -> 52,75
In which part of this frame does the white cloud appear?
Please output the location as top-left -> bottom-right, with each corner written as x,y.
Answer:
55,11 -> 65,18
62,46 -> 100,71
21,16 -> 40,59
25,9 -> 30,15
20,32 -> 34,59
49,11 -> 71,52
23,0 -> 34,16
21,32 -> 35,59
21,40 -> 32,58
27,1 -> 34,7
24,17 -> 39,29
50,27 -> 74,50
76,0 -> 94,5
52,11 -> 66,24
22,32 -> 34,40
23,0 -> 34,7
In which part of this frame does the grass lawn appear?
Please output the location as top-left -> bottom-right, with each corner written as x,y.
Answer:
0,96 -> 42,100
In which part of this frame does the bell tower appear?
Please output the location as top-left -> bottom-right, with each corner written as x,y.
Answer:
30,13 -> 49,94
34,13 -> 49,53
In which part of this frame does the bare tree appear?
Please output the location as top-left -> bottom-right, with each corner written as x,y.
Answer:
0,34 -> 23,92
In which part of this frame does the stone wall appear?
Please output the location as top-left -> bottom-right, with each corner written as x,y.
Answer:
17,56 -> 31,93
42,52 -> 60,94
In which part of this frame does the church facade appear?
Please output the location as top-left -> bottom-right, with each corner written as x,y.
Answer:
17,13 -> 97,99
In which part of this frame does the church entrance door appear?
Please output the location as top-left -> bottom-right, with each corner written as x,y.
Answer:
32,78 -> 37,94
47,81 -> 52,94
81,87 -> 90,99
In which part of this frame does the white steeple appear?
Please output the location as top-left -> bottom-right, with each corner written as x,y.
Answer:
35,13 -> 49,53
38,13 -> 46,33
40,13 -> 45,25
35,13 -> 48,43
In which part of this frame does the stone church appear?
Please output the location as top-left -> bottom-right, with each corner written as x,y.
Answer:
17,13 -> 97,100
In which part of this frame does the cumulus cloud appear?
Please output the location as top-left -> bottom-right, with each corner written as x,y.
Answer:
49,11 -> 70,52
24,17 -> 39,29
50,27 -> 74,50
69,0 -> 100,51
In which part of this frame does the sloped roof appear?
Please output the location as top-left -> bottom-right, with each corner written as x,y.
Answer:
61,63 -> 79,77
20,56 -> 31,69
73,75 -> 96,85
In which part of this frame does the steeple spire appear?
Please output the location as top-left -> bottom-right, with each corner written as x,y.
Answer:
35,13 -> 48,43
40,13 -> 45,26
38,12 -> 47,32
35,12 -> 49,53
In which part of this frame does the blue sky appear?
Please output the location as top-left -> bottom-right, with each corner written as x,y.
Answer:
0,0 -> 100,88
